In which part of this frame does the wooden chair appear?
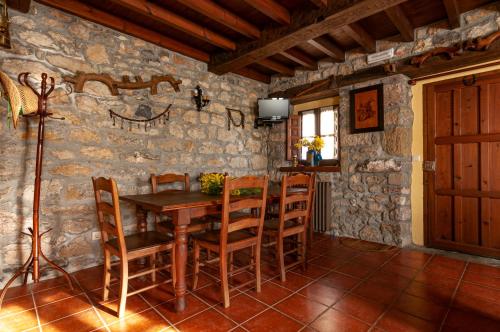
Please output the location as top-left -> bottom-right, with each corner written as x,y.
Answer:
192,175 -> 269,308
92,177 -> 175,318
151,173 -> 213,234
263,173 -> 314,282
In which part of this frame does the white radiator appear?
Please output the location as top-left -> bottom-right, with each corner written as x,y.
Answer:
312,181 -> 332,232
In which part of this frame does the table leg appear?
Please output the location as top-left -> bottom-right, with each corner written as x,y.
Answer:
137,205 -> 148,232
173,209 -> 190,312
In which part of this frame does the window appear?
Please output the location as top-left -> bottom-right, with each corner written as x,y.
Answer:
299,106 -> 339,162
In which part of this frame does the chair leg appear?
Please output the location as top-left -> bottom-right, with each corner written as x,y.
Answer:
192,242 -> 200,290
102,250 -> 111,301
301,231 -> 307,271
220,251 -> 230,308
255,244 -> 262,293
277,237 -> 286,282
117,258 -> 129,318
151,254 -> 156,283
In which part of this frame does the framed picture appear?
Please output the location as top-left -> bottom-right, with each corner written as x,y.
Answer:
349,84 -> 384,133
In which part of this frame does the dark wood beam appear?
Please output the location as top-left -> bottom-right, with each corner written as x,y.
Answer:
256,58 -> 295,76
37,0 -> 209,62
176,0 -> 260,39
233,67 -> 271,83
112,0 -> 236,50
7,0 -> 31,13
309,0 -> 328,8
443,0 -> 460,28
384,5 -> 413,42
343,22 -> 376,52
242,0 -> 290,25
308,37 -> 345,61
209,0 -> 407,75
280,48 -> 317,70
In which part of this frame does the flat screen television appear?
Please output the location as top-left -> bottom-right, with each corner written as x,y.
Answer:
257,98 -> 290,121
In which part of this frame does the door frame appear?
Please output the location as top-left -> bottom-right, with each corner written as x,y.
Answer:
423,69 -> 500,258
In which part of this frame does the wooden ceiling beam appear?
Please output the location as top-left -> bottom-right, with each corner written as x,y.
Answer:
308,37 -> 345,61
241,0 -> 290,25
308,0 -> 328,8
384,5 -> 413,42
112,0 -> 236,50
256,58 -> 295,76
280,48 -> 317,70
37,0 -> 209,62
7,0 -> 31,13
209,0 -> 407,75
233,67 -> 271,83
343,22 -> 376,53
176,0 -> 260,39
443,0 -> 461,28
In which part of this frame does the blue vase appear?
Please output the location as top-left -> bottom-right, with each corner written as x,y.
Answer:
306,150 -> 316,166
314,152 -> 322,165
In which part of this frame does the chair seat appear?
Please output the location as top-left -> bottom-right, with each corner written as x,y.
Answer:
264,218 -> 301,231
192,229 -> 255,244
107,231 -> 173,252
209,211 -> 254,223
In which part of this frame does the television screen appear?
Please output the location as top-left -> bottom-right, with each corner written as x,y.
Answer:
258,98 -> 290,121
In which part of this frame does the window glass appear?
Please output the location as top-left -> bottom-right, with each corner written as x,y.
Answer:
321,136 -> 335,160
301,111 -> 315,137
320,109 -> 334,135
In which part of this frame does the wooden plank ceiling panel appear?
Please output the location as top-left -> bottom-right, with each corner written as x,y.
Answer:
384,5 -> 414,41
241,0 -> 291,25
209,0 -> 408,75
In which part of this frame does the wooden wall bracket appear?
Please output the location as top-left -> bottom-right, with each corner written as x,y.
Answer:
410,46 -> 462,68
63,72 -> 182,95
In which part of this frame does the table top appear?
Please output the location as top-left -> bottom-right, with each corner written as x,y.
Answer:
119,184 -> 301,213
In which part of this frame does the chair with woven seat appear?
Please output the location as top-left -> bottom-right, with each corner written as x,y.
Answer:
192,175 -> 269,308
151,172 -> 213,234
92,177 -> 175,318
263,173 -> 314,282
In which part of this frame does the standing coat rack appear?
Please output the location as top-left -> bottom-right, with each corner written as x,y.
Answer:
0,73 -> 74,309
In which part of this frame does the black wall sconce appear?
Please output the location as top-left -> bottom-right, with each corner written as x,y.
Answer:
192,85 -> 210,112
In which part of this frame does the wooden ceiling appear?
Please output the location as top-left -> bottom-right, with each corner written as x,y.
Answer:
35,0 -> 495,83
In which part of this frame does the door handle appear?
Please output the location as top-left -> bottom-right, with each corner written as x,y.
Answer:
423,161 -> 435,172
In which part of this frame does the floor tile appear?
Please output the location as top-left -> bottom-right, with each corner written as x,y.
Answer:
275,293 -> 328,324
352,280 -> 400,305
462,269 -> 500,289
40,308 -> 103,332
458,281 -> 500,304
375,309 -> 439,332
34,285 -> 81,306
0,293 -> 34,318
155,293 -> 209,324
298,281 -> 345,306
333,294 -> 386,324
334,262 -> 374,279
317,272 -> 360,291
0,307 -> 39,331
452,291 -> 500,321
107,308 -> 171,332
443,308 -> 500,332
37,294 -> 92,324
271,272 -> 313,291
96,294 -> 151,324
309,255 -> 348,269
245,281 -> 292,305
243,309 -> 304,332
395,293 -> 447,323
215,293 -> 268,323
291,264 -> 330,279
310,308 -> 370,332
367,271 -> 412,290
175,309 -> 236,332
391,250 -> 432,269
379,261 -> 420,278
404,281 -> 455,306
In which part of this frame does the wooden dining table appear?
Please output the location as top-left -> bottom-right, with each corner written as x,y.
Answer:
119,185 -> 284,312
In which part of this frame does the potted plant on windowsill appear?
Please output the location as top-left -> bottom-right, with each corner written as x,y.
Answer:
294,136 -> 324,167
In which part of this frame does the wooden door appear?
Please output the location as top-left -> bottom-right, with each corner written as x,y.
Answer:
425,71 -> 500,258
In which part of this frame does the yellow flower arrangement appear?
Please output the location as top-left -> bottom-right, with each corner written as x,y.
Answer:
294,136 -> 324,152
200,173 -> 225,195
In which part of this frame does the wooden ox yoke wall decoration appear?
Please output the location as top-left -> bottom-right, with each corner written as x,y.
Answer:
62,72 -> 182,95
63,72 -> 182,132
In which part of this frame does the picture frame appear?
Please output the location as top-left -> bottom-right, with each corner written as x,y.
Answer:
349,84 -> 384,134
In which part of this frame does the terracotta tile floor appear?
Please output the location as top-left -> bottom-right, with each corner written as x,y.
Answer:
1,235 -> 500,331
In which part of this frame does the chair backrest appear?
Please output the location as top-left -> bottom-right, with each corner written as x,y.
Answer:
278,173 -> 314,230
92,177 -> 127,256
220,175 -> 269,247
151,173 -> 190,194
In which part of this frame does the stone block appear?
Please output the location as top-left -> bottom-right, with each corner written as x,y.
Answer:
383,128 -> 412,157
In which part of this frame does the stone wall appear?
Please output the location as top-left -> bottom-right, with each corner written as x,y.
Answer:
269,3 -> 500,246
0,4 -> 268,286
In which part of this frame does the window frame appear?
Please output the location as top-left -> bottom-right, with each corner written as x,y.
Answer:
298,106 -> 339,166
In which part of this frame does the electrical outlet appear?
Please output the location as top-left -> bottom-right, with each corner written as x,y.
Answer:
91,232 -> 101,241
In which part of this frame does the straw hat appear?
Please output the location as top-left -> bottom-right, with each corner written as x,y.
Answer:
0,70 -> 38,128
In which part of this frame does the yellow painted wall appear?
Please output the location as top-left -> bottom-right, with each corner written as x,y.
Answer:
411,61 -> 500,246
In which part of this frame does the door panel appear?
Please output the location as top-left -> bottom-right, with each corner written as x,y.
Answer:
425,71 -> 500,258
